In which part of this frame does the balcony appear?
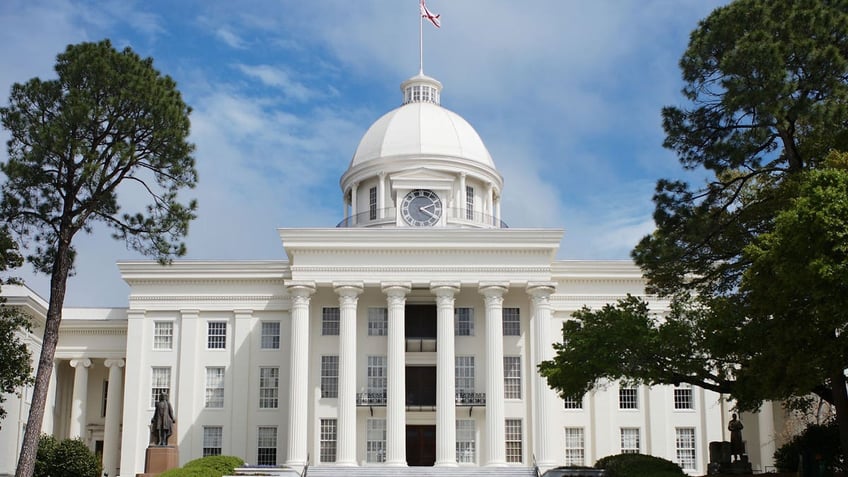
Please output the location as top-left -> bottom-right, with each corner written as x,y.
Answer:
336,207 -> 508,228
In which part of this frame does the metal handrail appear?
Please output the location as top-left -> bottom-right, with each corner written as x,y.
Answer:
455,392 -> 486,406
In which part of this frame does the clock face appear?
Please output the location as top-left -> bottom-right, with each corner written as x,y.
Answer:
401,189 -> 443,226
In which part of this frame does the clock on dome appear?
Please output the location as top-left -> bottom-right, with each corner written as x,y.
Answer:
401,189 -> 443,226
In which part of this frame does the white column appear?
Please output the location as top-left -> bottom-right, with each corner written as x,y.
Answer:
335,282 -> 364,466
103,359 -> 125,477
485,183 -> 493,220
480,283 -> 508,466
383,282 -> 411,466
68,358 -> 92,439
494,193 -> 501,226
759,401 -> 776,469
177,309 -> 200,451
528,283 -> 557,470
120,310 -> 148,477
286,281 -> 315,468
41,360 -> 59,434
432,282 -> 460,466
378,172 -> 386,219
231,309 -> 254,459
350,182 -> 359,225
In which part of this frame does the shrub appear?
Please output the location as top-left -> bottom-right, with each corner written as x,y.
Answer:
774,421 -> 843,473
34,435 -> 100,477
160,455 -> 245,477
595,453 -> 686,477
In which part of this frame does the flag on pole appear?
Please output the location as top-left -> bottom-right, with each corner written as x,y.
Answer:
420,0 -> 441,28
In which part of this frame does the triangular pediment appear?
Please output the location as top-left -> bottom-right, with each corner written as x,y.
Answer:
390,167 -> 456,191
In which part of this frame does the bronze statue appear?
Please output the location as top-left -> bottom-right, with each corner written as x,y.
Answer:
151,393 -> 176,446
728,413 -> 744,461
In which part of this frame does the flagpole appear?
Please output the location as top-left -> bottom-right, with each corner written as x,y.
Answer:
419,0 -> 424,74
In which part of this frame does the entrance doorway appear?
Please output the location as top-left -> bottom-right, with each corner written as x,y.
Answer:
406,425 -> 436,466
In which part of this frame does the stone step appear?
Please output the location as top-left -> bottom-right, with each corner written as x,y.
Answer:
304,466 -> 537,477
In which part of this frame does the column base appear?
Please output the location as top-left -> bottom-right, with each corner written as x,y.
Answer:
485,461 -> 508,467
334,460 -> 358,467
384,460 -> 408,467
435,460 -> 458,467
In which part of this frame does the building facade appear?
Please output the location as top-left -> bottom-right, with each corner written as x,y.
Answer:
0,73 -> 783,477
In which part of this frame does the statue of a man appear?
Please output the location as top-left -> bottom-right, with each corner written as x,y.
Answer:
728,413 -> 744,461
151,393 -> 176,446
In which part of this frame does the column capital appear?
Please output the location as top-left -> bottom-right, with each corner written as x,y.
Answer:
126,309 -> 146,320
104,358 -> 125,369
379,171 -> 386,179
334,282 -> 364,297
430,281 -> 460,296
286,280 -> 316,293
180,308 -> 200,318
527,282 -> 556,298
381,282 -> 411,297
478,282 -> 509,297
69,358 -> 92,369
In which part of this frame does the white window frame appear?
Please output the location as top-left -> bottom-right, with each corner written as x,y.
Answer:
675,427 -> 697,470
368,307 -> 388,336
621,428 -> 641,454
456,419 -> 476,463
563,395 -> 583,409
207,321 -> 227,349
257,426 -> 277,466
203,426 -> 223,457
367,356 -> 387,398
260,321 -> 280,350
564,427 -> 585,466
259,367 -> 279,409
322,307 -> 340,336
153,321 -> 173,350
321,355 -> 339,398
150,367 -> 171,408
505,419 -> 523,463
320,419 -> 337,463
503,308 -> 520,336
366,418 -> 386,463
504,356 -> 521,399
454,307 -> 474,336
205,367 -> 225,408
455,356 -> 475,396
619,386 -> 638,409
465,185 -> 474,220
369,186 -> 377,220
673,384 -> 694,410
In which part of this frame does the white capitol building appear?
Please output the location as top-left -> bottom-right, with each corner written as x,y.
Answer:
1,71 -> 785,477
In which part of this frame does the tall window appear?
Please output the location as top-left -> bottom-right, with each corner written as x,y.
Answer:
369,186 -> 377,220
203,426 -> 223,457
505,419 -> 523,463
675,428 -> 697,470
207,321 -> 227,349
151,367 -> 171,407
205,367 -> 225,408
454,307 -> 474,336
366,419 -> 386,463
259,367 -> 279,409
503,308 -> 520,336
465,186 -> 474,220
621,428 -> 641,454
455,356 -> 475,396
563,396 -> 583,409
504,356 -> 522,399
153,321 -> 173,350
564,428 -> 585,466
367,356 -> 387,397
368,308 -> 388,336
321,355 -> 339,398
261,322 -> 280,349
674,384 -> 694,410
257,426 -> 277,466
320,419 -> 337,463
322,307 -> 340,336
456,419 -> 476,463
101,380 -> 108,417
619,386 -> 638,409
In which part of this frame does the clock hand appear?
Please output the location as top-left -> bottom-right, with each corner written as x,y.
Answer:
419,206 -> 439,219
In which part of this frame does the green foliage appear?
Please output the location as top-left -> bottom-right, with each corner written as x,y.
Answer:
774,421 -> 842,473
594,453 -> 686,477
0,227 -> 33,427
159,455 -> 245,477
35,435 -> 100,477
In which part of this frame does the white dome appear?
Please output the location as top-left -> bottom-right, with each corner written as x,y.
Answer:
349,101 -> 495,168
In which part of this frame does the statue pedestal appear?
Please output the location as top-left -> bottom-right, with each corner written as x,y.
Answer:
137,423 -> 179,477
138,446 -> 179,477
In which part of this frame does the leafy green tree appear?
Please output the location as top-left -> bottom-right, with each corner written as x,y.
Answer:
34,435 -> 100,477
540,0 -> 848,456
0,227 -> 33,427
0,39 -> 197,477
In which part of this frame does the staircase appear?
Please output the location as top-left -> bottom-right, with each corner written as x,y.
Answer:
231,466 -> 538,477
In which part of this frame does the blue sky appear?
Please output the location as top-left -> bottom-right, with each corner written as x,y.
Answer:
0,0 -> 729,307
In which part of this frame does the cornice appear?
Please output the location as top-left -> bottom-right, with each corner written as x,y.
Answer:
551,260 -> 644,278
118,260 -> 290,283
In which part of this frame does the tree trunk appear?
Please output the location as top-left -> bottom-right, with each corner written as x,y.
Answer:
15,243 -> 73,477
831,367 -> 848,470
